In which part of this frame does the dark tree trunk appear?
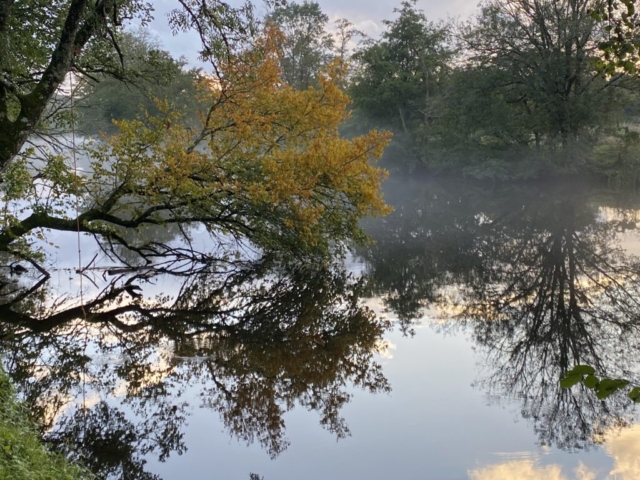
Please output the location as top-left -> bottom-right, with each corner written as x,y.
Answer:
0,0 -> 116,174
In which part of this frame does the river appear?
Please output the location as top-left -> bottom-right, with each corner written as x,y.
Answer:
2,175 -> 640,479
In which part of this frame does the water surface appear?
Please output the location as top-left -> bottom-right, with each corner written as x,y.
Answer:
3,177 -> 640,479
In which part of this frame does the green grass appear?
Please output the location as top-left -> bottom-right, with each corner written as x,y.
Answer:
0,369 -> 93,480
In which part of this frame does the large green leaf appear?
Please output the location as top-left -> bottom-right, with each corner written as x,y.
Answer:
595,379 -> 630,399
566,365 -> 596,376
560,374 -> 583,389
583,375 -> 599,389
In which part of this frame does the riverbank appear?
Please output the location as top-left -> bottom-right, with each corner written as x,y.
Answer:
0,368 -> 92,480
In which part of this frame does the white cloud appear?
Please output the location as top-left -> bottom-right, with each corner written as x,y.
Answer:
376,339 -> 397,359
467,424 -> 640,480
574,463 -> 597,480
468,460 -> 570,480
606,425 -> 640,479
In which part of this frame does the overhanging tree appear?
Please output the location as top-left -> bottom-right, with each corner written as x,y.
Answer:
0,0 -> 259,172
0,27 -> 391,270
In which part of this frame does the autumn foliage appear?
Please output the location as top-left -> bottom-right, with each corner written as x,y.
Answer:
84,26 -> 391,259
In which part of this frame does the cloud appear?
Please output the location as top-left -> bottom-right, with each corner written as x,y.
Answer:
376,339 -> 397,360
467,424 -> 640,480
574,464 -> 597,480
606,425 -> 640,479
468,460 -> 569,480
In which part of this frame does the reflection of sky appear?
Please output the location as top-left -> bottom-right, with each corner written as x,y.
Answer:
14,185 -> 640,476
146,241 -> 637,478
140,321 -> 621,480
605,425 -> 640,479
598,206 -> 640,257
30,300 -> 637,480
470,424 -> 640,480
16,259 -> 640,478
469,460 -> 590,480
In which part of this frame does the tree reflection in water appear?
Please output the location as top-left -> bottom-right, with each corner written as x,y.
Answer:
0,258 -> 390,479
6,176 -> 640,478
361,178 -> 640,450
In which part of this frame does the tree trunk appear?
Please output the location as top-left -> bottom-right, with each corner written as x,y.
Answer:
0,119 -> 21,168
0,0 -> 115,174
398,106 -> 409,136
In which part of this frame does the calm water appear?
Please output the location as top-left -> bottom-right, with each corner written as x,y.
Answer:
2,177 -> 640,479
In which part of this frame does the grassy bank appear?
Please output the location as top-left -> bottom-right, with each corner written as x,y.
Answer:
0,369 -> 92,480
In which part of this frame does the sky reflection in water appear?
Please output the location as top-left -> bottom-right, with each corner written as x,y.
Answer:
2,177 -> 640,479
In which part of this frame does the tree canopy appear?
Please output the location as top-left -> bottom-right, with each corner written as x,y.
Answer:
0,26 -> 390,273
267,1 -> 335,90
350,0 -> 452,166
0,0 -> 262,171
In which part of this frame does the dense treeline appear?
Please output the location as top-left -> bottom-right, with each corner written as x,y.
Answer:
348,0 -> 640,180
2,0 -> 639,277
3,0 -> 640,183
74,0 -> 640,180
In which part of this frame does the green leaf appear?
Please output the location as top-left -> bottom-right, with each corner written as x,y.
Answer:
560,374 -> 582,389
566,365 -> 596,376
595,378 -> 630,399
629,387 -> 640,402
584,375 -> 599,389
596,388 -> 615,399
599,378 -> 630,390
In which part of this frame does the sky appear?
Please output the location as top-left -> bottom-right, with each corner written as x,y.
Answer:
144,0 -> 479,66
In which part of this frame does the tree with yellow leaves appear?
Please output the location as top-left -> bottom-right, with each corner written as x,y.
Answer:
0,26 -> 390,267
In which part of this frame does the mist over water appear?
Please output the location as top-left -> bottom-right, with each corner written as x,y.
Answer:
3,174 -> 640,479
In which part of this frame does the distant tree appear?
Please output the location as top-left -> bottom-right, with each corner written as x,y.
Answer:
350,0 -> 453,164
77,29 -> 201,135
333,18 -> 363,63
268,1 -> 335,89
457,0 -> 627,155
